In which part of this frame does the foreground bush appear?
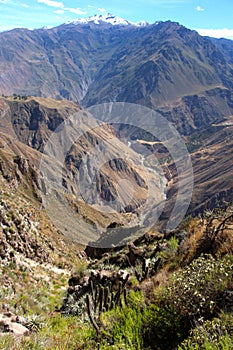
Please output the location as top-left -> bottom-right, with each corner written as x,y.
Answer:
179,313 -> 233,350
99,291 -> 145,350
143,254 -> 232,349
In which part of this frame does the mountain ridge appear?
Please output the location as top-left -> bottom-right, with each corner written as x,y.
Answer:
66,13 -> 149,27
1,18 -> 232,118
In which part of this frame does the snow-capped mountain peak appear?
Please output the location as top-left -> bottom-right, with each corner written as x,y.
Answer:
68,14 -> 149,27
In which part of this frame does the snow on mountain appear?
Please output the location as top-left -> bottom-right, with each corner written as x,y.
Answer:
68,14 -> 149,27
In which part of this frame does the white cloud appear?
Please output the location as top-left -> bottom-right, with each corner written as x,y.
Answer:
68,8 -> 86,15
134,0 -> 194,5
0,24 -> 15,32
37,0 -> 64,9
196,28 -> 233,40
196,5 -> 204,11
139,0 -> 192,3
0,0 -> 30,7
98,8 -> 107,13
37,0 -> 86,15
54,9 -> 64,14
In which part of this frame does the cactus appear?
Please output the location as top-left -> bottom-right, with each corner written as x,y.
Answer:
86,294 -> 100,334
104,286 -> 110,310
111,300 -> 115,309
93,284 -> 100,312
85,272 -> 130,320
98,285 -> 104,315
142,258 -> 150,279
123,287 -> 127,306
135,268 -> 142,282
105,299 -> 111,311
90,280 -> 95,299
114,281 -> 123,306
119,297 -> 123,308
122,273 -> 129,289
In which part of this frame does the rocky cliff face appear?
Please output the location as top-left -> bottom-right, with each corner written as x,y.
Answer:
157,87 -> 233,135
159,120 -> 233,225
1,94 -> 233,243
0,96 -> 165,246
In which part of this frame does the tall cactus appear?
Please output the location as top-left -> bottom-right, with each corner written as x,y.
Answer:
86,294 -> 100,335
104,286 -> 110,311
98,285 -> 104,315
93,284 -> 99,312
114,281 -> 123,306
90,280 -> 95,299
123,287 -> 128,306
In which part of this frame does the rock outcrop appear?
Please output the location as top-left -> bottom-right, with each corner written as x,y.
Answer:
0,313 -> 29,336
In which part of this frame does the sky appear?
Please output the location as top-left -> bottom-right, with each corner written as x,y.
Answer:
0,0 -> 233,40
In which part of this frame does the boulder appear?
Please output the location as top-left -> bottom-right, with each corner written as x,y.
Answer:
0,313 -> 29,336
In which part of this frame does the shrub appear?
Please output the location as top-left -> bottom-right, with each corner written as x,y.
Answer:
179,313 -> 233,350
100,291 -> 145,350
142,254 -> 232,349
159,254 -> 232,320
143,304 -> 184,350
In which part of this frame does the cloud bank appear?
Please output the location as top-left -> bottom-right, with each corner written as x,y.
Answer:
37,0 -> 86,15
196,28 -> 233,40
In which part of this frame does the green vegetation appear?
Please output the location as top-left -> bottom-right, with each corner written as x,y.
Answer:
143,254 -> 232,349
0,192 -> 232,349
179,313 -> 233,350
0,265 -> 232,349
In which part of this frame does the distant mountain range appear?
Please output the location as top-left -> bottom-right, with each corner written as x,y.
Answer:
0,16 -> 233,128
67,13 -> 149,27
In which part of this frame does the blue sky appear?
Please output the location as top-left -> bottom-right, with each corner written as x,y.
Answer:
0,0 -> 232,39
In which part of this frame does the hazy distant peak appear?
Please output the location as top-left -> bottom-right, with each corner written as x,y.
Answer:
68,13 -> 149,27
